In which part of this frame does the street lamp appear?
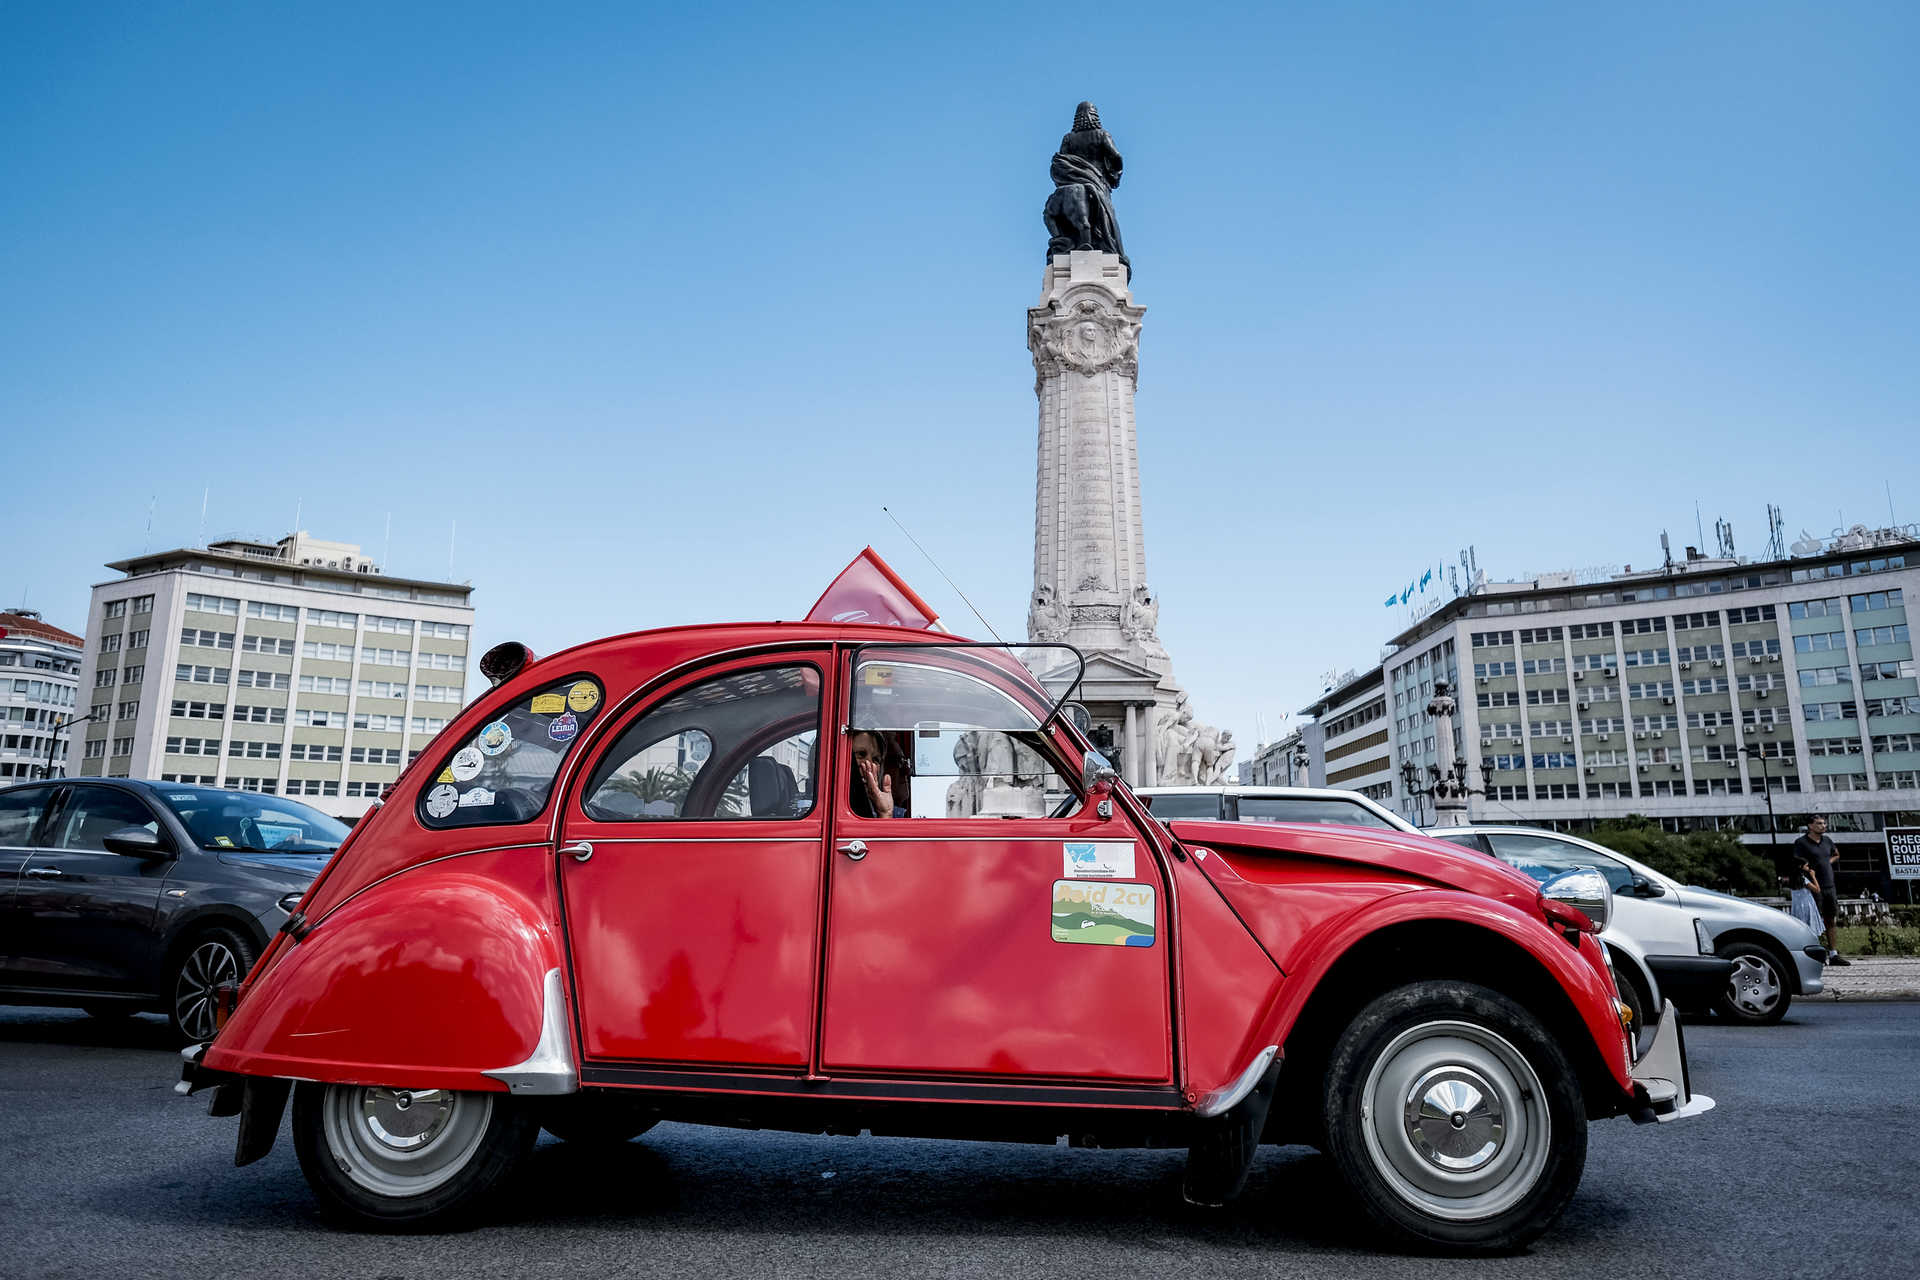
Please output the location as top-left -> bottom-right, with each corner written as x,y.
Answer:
41,705 -> 108,779
1741,744 -> 1781,861
1291,749 -> 1309,787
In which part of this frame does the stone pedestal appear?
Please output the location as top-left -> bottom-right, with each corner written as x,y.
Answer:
1025,252 -> 1230,784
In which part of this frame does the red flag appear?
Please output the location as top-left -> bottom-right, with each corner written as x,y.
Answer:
806,548 -> 940,630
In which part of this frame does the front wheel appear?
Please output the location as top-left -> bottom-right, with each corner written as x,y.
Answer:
1322,980 -> 1587,1253
292,1083 -> 538,1230
168,927 -> 256,1045
1714,942 -> 1790,1025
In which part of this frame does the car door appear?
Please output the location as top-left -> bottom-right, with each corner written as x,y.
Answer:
14,785 -> 173,994
819,644 -> 1172,1083
0,785 -> 59,984
561,656 -> 831,1069
1482,831 -> 1697,958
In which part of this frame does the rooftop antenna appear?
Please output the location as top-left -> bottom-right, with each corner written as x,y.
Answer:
1660,530 -> 1672,574
1695,502 -> 1705,552
881,505 -> 1006,645
1765,504 -> 1786,560
1889,480 -> 1898,526
198,487 -> 209,547
144,495 -> 155,553
1715,516 -> 1735,559
293,498 -> 302,536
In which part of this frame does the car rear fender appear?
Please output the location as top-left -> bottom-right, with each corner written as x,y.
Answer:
200,847 -> 568,1094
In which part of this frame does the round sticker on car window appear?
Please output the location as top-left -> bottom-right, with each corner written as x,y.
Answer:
425,784 -> 459,818
567,681 -> 600,713
450,746 -> 484,781
478,721 -> 512,756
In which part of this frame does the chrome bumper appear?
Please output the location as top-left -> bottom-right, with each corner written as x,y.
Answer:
1628,1000 -> 1715,1124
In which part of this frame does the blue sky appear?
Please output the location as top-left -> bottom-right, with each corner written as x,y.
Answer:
4,2 -> 1915,757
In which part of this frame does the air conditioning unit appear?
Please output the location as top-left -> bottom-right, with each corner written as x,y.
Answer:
1599,734 -> 1611,742
1604,667 -> 1617,677
1638,764 -> 1650,773
1578,700 -> 1591,711
1478,676 -> 1488,686
1562,734 -> 1574,744
1653,730 -> 1665,739
1663,696 -> 1675,705
1680,661 -> 1693,671
1758,690 -> 1770,700
1585,766 -> 1597,775
1769,654 -> 1781,663
1481,737 -> 1493,746
1635,731 -> 1648,740
1670,763 -> 1683,773
1712,659 -> 1725,669
1749,655 -> 1763,664
1573,670 -> 1585,681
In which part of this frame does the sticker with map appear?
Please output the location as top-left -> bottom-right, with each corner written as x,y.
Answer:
1050,880 -> 1155,947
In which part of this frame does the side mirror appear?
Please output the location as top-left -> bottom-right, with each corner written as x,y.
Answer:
1626,875 -> 1666,899
1540,868 -> 1611,933
1081,750 -> 1119,793
102,825 -> 174,860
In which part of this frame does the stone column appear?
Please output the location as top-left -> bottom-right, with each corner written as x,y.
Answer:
1123,702 -> 1139,781
1138,701 -> 1158,786
1427,681 -> 1470,826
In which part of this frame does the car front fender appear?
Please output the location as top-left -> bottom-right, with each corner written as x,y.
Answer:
201,848 -> 569,1094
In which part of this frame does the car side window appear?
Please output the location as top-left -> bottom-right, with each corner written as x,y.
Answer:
1486,832 -> 1634,893
420,675 -> 607,828
1432,832 -> 1492,855
51,789 -> 159,851
583,665 -> 821,821
848,654 -> 1077,819
0,787 -> 54,846
1140,793 -> 1224,820
1237,796 -> 1396,829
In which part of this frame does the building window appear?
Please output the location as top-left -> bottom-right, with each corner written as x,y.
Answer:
235,669 -> 290,691
1850,589 -> 1904,613
103,600 -> 128,620
241,635 -> 295,655
175,664 -> 231,685
184,592 -> 241,616
246,601 -> 300,621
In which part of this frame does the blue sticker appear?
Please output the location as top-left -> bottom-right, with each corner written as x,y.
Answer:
548,711 -> 578,743
478,720 -> 512,756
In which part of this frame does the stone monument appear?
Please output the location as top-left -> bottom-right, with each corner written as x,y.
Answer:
1025,103 -> 1230,785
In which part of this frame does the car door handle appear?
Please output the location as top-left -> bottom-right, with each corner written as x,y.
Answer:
24,867 -> 61,878
837,840 -> 867,861
559,841 -> 593,863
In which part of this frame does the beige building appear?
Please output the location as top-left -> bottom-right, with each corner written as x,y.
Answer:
71,532 -> 474,818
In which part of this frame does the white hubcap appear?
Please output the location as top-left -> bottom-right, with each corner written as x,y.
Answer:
321,1085 -> 492,1198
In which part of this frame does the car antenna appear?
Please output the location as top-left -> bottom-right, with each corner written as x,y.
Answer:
882,506 -> 1008,645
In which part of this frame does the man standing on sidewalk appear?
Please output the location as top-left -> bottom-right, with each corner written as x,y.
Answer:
1794,815 -> 1851,966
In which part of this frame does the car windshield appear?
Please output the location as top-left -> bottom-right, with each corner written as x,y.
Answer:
156,787 -> 350,855
1237,796 -> 1399,829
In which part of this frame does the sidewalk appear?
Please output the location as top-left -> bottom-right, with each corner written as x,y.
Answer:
1805,955 -> 1920,1001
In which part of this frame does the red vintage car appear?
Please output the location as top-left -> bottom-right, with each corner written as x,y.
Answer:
180,622 -> 1707,1251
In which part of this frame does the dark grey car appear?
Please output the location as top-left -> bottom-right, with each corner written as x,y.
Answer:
0,779 -> 344,1042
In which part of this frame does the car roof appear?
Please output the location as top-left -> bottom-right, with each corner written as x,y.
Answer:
1135,785 -> 1373,799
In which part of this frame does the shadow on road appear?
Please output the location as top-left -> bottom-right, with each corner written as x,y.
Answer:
0,1007 -> 177,1051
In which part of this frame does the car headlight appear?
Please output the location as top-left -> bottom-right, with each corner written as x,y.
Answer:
1540,868 -> 1611,933
1694,918 -> 1714,955
278,892 -> 303,914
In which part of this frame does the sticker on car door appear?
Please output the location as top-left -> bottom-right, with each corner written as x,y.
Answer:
1050,880 -> 1155,947
1062,841 -> 1135,879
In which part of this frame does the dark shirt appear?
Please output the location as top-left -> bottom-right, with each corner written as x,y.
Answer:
1795,833 -> 1838,892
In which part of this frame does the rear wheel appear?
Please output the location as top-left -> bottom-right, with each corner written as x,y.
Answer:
167,927 -> 255,1045
1713,941 -> 1790,1025
1322,980 -> 1586,1253
292,1083 -> 538,1230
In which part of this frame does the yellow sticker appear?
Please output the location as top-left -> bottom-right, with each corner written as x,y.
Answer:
862,666 -> 894,687
214,835 -> 233,847
530,693 -> 566,714
566,680 -> 600,713
436,767 -> 455,783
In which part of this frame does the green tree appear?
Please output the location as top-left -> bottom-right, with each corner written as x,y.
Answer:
1583,815 -> 1782,895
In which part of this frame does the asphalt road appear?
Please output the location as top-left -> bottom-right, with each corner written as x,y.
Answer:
1,1002 -> 1913,1280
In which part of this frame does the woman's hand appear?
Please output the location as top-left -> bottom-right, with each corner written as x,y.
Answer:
857,756 -> 895,817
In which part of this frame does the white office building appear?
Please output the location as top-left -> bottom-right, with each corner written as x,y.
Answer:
0,610 -> 84,781
71,532 -> 475,818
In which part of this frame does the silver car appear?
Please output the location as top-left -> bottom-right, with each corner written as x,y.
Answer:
1431,826 -> 1824,1026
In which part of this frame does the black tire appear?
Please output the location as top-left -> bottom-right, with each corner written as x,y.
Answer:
539,1093 -> 659,1145
1321,979 -> 1587,1254
167,926 -> 256,1045
292,1082 -> 539,1230
1714,941 -> 1791,1025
